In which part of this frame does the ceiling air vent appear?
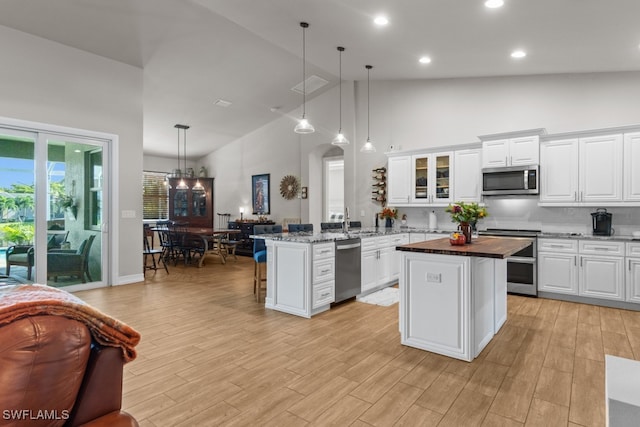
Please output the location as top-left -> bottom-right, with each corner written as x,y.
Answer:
291,75 -> 328,95
214,98 -> 232,108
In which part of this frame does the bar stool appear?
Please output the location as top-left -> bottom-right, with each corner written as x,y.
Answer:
252,224 -> 282,302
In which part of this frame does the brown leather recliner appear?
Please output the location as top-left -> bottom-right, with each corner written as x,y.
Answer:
0,315 -> 138,427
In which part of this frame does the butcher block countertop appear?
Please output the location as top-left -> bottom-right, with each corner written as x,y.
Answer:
396,236 -> 533,259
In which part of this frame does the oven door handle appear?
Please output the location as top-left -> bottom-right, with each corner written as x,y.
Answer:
507,257 -> 536,264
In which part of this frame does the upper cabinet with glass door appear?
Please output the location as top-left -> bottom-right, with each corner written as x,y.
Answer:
168,177 -> 214,227
387,152 -> 453,206
410,152 -> 453,205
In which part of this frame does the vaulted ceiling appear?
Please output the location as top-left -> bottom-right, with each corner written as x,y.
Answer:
1,0 -> 639,158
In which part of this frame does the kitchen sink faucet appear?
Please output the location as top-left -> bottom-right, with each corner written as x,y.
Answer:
343,207 -> 350,232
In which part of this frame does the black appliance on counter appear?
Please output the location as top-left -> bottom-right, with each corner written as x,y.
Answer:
478,228 -> 539,296
591,208 -> 614,236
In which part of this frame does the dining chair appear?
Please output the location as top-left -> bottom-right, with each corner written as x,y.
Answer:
320,222 -> 342,231
144,225 -> 168,274
252,224 -> 282,302
288,223 -> 313,233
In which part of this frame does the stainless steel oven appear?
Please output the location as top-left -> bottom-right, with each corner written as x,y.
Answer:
479,228 -> 539,296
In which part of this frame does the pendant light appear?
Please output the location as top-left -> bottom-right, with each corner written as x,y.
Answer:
294,22 -> 315,134
360,65 -> 376,153
174,124 -> 189,190
331,46 -> 349,146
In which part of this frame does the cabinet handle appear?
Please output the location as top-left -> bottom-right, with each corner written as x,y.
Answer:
550,244 -> 565,248
580,257 -> 583,267
510,156 -> 513,165
630,259 -> 632,271
580,191 -> 583,201
505,156 -> 508,165
321,292 -> 331,298
574,256 -> 577,266
320,269 -> 331,274
593,247 -> 610,251
574,191 -> 577,201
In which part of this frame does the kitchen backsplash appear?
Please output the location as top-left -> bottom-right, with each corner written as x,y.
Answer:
398,198 -> 640,235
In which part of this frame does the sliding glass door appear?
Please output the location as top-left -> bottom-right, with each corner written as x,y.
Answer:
1,123 -> 110,290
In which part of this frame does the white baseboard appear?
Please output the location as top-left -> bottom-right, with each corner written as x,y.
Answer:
116,274 -> 144,286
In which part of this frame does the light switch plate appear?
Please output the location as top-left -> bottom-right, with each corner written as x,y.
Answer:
121,210 -> 136,218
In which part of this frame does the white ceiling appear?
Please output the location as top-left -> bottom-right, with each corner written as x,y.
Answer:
1,0 -> 639,158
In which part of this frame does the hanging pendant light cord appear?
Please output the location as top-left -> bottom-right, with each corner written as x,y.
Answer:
302,23 -> 307,119
366,65 -> 372,141
183,128 -> 187,173
177,126 -> 181,171
338,47 -> 343,132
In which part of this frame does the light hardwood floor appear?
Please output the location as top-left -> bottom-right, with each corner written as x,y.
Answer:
76,256 -> 640,426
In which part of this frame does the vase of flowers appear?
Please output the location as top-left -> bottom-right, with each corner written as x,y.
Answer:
445,202 -> 488,244
379,207 -> 398,228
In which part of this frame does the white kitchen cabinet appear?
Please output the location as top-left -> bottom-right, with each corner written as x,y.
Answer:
624,132 -> 640,201
388,233 -> 409,281
270,241 -> 309,316
579,255 -> 624,301
538,251 -> 579,295
453,148 -> 482,202
625,242 -> 640,303
540,133 -> 624,204
539,139 -> 579,203
482,136 -> 539,168
266,240 -> 335,318
579,134 -> 623,203
538,238 -> 579,295
387,155 -> 412,205
538,238 -> 624,301
361,235 -> 405,294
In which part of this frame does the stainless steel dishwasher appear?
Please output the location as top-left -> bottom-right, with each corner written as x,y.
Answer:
334,238 -> 361,303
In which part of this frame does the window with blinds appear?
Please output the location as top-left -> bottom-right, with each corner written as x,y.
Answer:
143,171 -> 169,220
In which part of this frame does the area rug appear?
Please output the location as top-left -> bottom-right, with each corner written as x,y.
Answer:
356,286 -> 399,306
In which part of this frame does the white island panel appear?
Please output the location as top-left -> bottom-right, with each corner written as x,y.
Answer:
400,251 -> 505,362
402,254 -> 470,360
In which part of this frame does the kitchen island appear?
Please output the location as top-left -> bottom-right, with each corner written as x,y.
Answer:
256,229 -> 410,318
396,236 -> 532,362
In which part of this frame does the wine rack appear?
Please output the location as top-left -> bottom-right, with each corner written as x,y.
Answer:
372,166 -> 386,206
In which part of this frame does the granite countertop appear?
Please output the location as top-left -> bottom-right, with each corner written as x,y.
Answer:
252,228 -> 422,243
537,232 -> 640,242
396,236 -> 534,259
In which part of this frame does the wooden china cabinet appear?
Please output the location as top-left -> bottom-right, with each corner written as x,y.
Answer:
168,178 -> 214,228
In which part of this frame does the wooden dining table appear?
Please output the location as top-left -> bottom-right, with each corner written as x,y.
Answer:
185,227 -> 241,267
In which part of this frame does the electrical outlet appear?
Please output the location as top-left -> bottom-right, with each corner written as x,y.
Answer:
361,210 -> 365,217
121,210 -> 136,218
426,272 -> 441,283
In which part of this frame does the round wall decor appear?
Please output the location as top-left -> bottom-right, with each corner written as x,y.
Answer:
279,175 -> 300,200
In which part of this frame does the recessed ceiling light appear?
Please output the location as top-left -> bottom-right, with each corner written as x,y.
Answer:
485,0 -> 504,8
374,15 -> 389,26
419,56 -> 432,64
511,50 -> 526,58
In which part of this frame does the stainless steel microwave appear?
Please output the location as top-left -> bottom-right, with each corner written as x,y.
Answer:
482,165 -> 539,196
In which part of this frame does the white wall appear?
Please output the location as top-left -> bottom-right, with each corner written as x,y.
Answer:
0,25 -> 143,282
144,154 -> 197,174
201,81 -> 358,229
